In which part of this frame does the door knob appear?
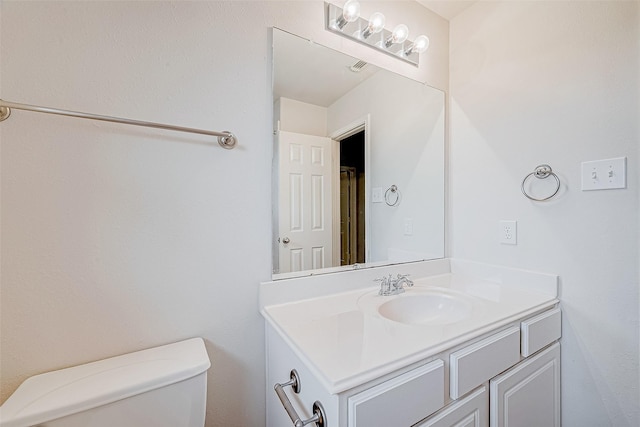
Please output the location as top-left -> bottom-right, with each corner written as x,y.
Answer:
282,237 -> 290,244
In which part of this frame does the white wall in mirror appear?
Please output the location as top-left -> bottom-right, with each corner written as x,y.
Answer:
328,70 -> 445,264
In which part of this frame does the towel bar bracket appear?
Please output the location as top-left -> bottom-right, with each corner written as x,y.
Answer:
0,106 -> 10,122
218,131 -> 237,149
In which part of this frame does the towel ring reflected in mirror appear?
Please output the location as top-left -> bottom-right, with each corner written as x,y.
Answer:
385,184 -> 401,206
521,164 -> 561,201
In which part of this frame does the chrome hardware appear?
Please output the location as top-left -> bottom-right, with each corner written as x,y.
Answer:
376,274 -> 414,296
274,370 -> 327,427
217,131 -> 237,149
0,105 -> 11,122
375,276 -> 391,295
384,184 -> 401,206
0,99 -> 237,149
521,164 -> 561,201
282,237 -> 291,244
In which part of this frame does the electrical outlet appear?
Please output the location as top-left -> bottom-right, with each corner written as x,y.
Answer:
500,220 -> 517,245
404,218 -> 413,235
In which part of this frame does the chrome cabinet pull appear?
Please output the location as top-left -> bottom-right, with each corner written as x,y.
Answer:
274,370 -> 327,427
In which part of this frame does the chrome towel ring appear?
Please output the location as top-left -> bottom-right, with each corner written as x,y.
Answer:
521,164 -> 560,201
385,184 -> 401,206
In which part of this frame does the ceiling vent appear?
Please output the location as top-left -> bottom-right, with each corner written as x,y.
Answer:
349,60 -> 368,72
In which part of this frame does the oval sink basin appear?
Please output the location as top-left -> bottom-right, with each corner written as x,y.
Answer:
378,293 -> 473,325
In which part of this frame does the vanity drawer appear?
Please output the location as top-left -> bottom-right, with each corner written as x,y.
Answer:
348,360 -> 444,427
450,326 -> 520,399
521,308 -> 561,357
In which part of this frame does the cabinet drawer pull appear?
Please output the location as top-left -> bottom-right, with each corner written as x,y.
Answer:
274,369 -> 327,427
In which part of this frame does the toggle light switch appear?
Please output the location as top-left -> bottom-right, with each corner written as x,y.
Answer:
581,157 -> 627,191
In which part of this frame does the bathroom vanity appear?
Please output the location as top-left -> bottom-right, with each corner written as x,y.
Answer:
260,259 -> 561,427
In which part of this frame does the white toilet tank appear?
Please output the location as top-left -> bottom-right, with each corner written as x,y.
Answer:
0,338 -> 211,427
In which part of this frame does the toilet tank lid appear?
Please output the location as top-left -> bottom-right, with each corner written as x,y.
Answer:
0,337 -> 211,427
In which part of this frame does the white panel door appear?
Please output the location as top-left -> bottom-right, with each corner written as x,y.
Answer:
490,342 -> 560,427
278,131 -> 333,273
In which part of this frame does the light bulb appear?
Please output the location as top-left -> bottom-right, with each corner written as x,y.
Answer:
405,35 -> 429,55
385,24 -> 409,47
343,0 -> 361,21
361,12 -> 385,39
336,0 -> 361,29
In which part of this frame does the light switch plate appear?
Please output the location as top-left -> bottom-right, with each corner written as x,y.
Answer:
581,157 -> 627,191
372,187 -> 383,203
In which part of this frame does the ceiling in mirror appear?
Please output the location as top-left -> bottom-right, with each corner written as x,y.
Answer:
273,32 -> 381,107
272,28 -> 445,279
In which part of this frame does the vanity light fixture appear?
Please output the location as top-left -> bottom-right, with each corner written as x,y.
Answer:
325,1 -> 429,66
384,24 -> 409,47
334,0 -> 360,29
361,12 -> 385,39
405,35 -> 430,55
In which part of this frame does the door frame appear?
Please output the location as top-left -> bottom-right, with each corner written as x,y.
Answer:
330,115 -> 371,264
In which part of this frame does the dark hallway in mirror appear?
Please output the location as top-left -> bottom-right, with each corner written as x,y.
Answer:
339,130 -> 366,265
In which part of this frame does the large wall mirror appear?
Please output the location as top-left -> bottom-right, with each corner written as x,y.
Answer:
272,28 -> 444,279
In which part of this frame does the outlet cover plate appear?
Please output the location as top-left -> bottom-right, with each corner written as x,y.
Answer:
581,157 -> 627,191
404,218 -> 413,236
500,220 -> 517,245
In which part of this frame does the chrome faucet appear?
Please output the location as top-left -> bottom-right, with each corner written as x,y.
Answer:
376,274 -> 414,296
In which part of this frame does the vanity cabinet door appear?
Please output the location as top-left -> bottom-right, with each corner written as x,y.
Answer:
490,342 -> 560,427
415,385 -> 488,427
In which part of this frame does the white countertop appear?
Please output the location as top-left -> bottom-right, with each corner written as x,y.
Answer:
261,259 -> 559,394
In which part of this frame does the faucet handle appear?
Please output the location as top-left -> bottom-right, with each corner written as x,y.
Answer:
376,275 -> 392,295
396,273 -> 414,288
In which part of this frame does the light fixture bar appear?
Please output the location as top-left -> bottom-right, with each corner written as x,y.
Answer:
325,2 -> 423,66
